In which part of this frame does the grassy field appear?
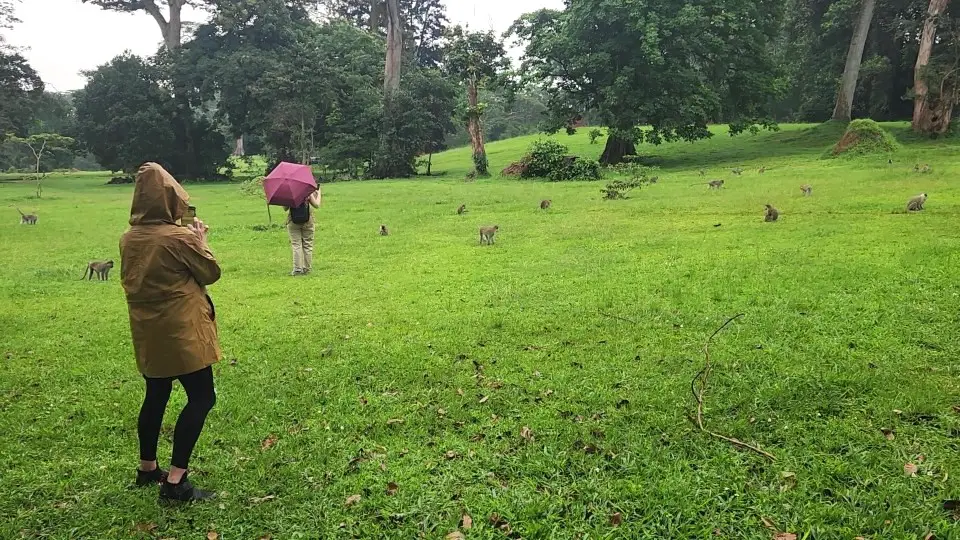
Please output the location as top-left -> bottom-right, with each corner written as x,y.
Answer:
2,123 -> 960,539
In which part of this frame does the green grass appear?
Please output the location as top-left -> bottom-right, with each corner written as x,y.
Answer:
2,123 -> 960,539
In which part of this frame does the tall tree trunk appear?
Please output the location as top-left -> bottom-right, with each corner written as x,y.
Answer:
832,0 -> 876,121
426,153 -> 432,175
599,132 -> 637,166
142,0 -> 183,52
233,136 -> 245,156
913,0 -> 951,132
383,0 -> 402,94
466,78 -> 488,175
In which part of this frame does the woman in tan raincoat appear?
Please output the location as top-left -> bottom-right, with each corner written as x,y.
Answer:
120,162 -> 220,502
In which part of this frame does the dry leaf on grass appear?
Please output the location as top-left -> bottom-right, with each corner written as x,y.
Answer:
610,512 -> 623,526
953,405 -> 960,414
780,472 -> 797,492
249,495 -> 276,504
258,536 -> 273,540
923,533 -> 935,540
345,494 -> 361,507
206,532 -> 219,540
520,426 -> 534,442
760,517 -> 776,530
386,482 -> 399,496
881,428 -> 895,440
445,532 -> 465,540
386,418 -> 404,425
444,450 -> 460,460
134,522 -> 158,533
457,388 -> 464,396
437,408 -> 447,416
774,534 -> 797,540
479,395 -> 489,404
261,435 -> 277,450
904,462 -> 919,477
461,514 -> 473,529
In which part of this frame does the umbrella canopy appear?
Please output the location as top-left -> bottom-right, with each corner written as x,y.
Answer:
264,162 -> 318,208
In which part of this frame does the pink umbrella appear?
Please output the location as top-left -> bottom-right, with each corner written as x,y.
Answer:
264,162 -> 318,208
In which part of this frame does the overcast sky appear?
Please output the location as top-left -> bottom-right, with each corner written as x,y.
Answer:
2,0 -> 563,92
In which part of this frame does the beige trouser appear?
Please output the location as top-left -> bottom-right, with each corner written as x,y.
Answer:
287,219 -> 315,272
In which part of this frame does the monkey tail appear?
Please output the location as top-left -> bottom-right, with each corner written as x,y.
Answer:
16,207 -> 25,217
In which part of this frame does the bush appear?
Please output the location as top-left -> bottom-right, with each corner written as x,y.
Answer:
549,158 -> 603,181
517,139 -> 603,181
239,175 -> 265,199
589,128 -> 604,144
602,163 -> 658,199
523,139 -> 567,178
825,119 -> 901,158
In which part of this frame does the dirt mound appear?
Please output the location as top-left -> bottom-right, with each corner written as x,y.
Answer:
500,159 -> 529,177
825,119 -> 900,158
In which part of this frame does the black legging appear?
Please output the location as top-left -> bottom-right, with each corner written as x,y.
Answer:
138,366 -> 216,470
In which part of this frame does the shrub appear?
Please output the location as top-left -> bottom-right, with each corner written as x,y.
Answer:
549,158 -> 603,181
239,175 -> 266,199
589,128 -> 604,144
825,119 -> 901,158
515,139 -> 603,181
523,139 -> 568,178
602,163 -> 658,199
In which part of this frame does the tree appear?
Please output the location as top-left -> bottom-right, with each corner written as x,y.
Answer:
321,0 -> 449,68
81,0 -> 194,51
5,134 -> 74,197
74,53 -> 228,179
833,0 -> 878,121
912,0 -> 954,133
510,1 -> 785,165
383,0 -> 402,94
0,51 -> 43,142
443,26 -> 510,176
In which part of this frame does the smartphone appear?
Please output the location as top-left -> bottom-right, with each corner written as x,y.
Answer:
181,206 -> 197,227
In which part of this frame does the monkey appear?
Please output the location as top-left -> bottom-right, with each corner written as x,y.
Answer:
888,159 -> 893,165
457,204 -> 467,215
913,164 -> 920,172
758,166 -> 766,174
906,193 -> 927,211
690,180 -> 724,189
379,224 -> 389,236
648,176 -> 659,184
540,199 -> 552,210
698,169 -> 706,177
479,225 -> 499,245
731,168 -> 743,176
17,208 -> 37,225
764,204 -> 779,222
920,164 -> 932,173
82,260 -> 114,281
800,184 -> 812,196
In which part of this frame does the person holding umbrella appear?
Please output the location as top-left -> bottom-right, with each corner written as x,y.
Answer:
263,162 -> 322,276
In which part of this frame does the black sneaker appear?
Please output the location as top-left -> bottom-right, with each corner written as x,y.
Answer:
135,467 -> 168,487
159,474 -> 216,503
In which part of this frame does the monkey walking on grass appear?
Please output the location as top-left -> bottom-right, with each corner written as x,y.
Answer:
691,180 -> 724,189
764,204 -> 779,222
457,204 -> 467,215
540,199 -> 552,210
379,224 -> 389,236
82,260 -> 114,281
906,193 -> 927,211
17,208 -> 37,225
800,184 -> 812,196
479,225 -> 498,245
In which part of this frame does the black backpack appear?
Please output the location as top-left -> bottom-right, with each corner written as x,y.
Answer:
289,202 -> 310,224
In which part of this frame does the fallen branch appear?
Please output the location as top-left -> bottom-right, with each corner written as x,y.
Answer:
691,313 -> 776,461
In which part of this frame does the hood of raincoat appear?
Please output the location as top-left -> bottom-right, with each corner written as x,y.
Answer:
129,162 -> 189,226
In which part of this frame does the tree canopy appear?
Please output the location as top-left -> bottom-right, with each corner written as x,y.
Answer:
509,0 -> 786,163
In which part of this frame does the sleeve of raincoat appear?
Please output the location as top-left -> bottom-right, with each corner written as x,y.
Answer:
174,233 -> 221,286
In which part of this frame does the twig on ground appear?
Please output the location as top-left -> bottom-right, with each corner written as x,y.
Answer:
691,313 -> 776,461
597,311 -> 639,325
